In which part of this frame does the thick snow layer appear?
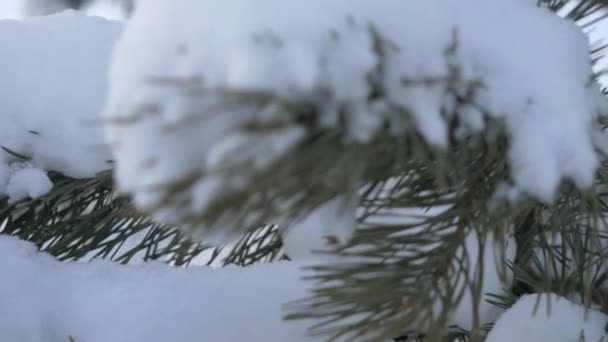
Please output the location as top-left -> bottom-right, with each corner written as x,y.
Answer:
0,0 -> 24,19
0,12 -> 120,201
486,293 -> 608,342
0,236 -> 315,342
5,165 -> 53,203
0,234 -> 516,342
0,235 -> 597,342
105,0 -> 606,236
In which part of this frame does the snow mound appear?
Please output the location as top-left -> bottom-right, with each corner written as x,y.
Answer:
0,12 -> 121,201
105,0 -> 605,237
5,165 -> 52,203
486,293 -> 608,342
0,235 -> 313,342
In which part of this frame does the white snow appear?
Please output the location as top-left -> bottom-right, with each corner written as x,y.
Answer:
5,166 -> 53,203
486,293 -> 608,342
0,233 -> 517,342
82,1 -> 128,21
0,12 -> 120,201
105,0 -> 606,237
281,195 -> 357,260
0,0 -> 24,19
0,235 -> 315,342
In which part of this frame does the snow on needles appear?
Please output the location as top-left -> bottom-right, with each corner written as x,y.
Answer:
106,0 -> 606,235
0,12 -> 120,201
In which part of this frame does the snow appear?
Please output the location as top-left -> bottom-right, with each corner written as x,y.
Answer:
281,195 -> 357,260
5,166 -> 53,203
0,232 -> 515,342
82,1 -> 129,21
486,293 -> 608,342
0,235 -> 315,342
0,0 -> 24,19
0,12 -> 120,201
105,0 -> 606,237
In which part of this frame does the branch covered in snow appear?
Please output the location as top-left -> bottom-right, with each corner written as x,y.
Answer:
2,3 -> 608,342
99,0 -> 608,337
0,13 -> 226,267
105,0 -> 608,241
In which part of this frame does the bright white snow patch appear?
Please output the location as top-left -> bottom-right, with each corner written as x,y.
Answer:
5,166 -> 52,203
105,0 -> 606,235
0,236 -> 315,342
281,195 -> 357,260
0,234 -> 514,341
486,293 -> 608,342
0,12 -> 121,200
0,0 -> 24,19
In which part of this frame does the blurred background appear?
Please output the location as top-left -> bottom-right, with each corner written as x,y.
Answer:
0,0 -> 130,20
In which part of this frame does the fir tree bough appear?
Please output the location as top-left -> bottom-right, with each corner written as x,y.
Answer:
0,169 -> 285,267
281,1 -> 608,339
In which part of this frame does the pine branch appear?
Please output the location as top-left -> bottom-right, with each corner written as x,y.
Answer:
0,170 -> 285,267
283,2 -> 608,340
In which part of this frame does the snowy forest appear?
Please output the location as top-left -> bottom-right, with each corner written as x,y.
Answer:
2,0 -> 608,341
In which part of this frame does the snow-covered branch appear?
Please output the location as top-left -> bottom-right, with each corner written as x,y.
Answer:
105,0 -> 608,239
1,3 -> 608,341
